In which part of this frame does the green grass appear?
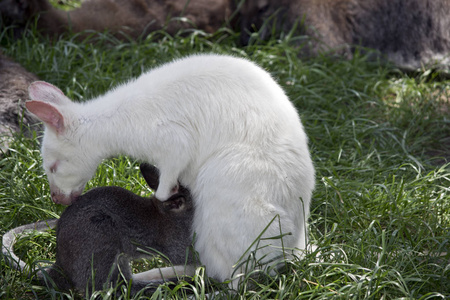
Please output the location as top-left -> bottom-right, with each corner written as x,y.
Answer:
1,19 -> 449,300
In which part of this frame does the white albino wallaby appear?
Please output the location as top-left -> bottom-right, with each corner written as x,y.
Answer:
25,54 -> 315,282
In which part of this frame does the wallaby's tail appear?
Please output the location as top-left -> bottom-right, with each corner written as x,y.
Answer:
2,219 -> 58,273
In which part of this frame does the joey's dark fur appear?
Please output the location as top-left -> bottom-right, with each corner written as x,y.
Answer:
238,0 -> 450,71
0,52 -> 41,152
47,163 -> 194,295
0,0 -> 233,40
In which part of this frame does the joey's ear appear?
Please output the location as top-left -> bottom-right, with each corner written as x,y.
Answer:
25,100 -> 65,134
28,81 -> 71,105
163,195 -> 186,212
140,163 -> 160,190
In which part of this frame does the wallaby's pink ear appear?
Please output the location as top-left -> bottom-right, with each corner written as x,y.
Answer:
28,81 -> 70,105
25,100 -> 65,134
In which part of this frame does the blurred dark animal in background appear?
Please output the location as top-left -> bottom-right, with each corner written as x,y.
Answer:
1,0 -> 449,74
238,0 -> 450,71
0,0 -> 233,40
0,52 -> 41,153
2,0 -> 449,71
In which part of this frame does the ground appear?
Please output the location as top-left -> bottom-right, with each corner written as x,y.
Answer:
0,6 -> 449,299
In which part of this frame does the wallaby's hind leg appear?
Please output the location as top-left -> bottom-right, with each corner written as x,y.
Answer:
131,265 -> 197,296
132,265 -> 197,282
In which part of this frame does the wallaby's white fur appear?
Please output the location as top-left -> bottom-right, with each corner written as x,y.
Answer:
26,54 -> 315,282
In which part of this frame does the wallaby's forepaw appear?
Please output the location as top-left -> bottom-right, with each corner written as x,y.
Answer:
155,183 -> 179,201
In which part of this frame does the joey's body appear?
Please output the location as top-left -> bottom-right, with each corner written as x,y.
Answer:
26,54 -> 315,282
50,164 -> 194,294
